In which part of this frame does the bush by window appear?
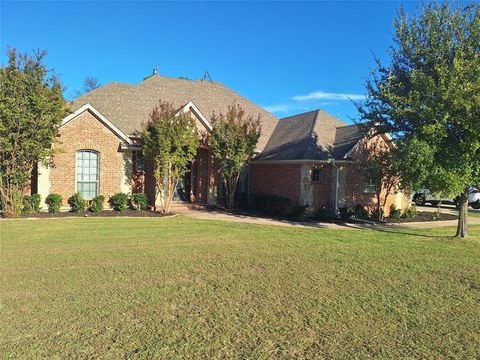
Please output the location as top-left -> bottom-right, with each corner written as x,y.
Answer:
68,192 -> 87,213
45,193 -> 63,213
131,192 -> 147,210
22,194 -> 41,214
111,192 -> 129,211
89,195 -> 105,213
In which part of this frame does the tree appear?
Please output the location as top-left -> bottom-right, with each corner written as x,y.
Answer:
209,105 -> 261,210
358,2 -> 480,238
0,48 -> 68,217
143,101 -> 199,213
72,76 -> 101,98
83,76 -> 100,92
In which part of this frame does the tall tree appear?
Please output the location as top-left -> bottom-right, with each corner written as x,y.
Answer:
358,2 -> 480,238
0,48 -> 68,216
209,105 -> 261,210
143,101 -> 199,213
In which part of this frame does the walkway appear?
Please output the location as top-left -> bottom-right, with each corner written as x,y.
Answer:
171,204 -> 480,231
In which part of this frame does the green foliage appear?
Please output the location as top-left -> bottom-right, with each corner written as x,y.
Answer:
45,193 -> 62,213
315,205 -> 331,220
111,192 -> 129,211
358,2 -> 480,237
289,204 -> 308,219
0,49 -> 68,217
209,105 -> 261,210
143,101 -> 199,213
89,195 -> 105,213
354,204 -> 370,220
338,206 -> 353,220
404,204 -> 417,219
22,194 -> 41,214
131,192 -> 147,210
250,194 -> 291,216
389,205 -> 402,220
68,192 -> 86,213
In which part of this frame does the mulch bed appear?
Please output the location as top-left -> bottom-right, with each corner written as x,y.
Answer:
10,210 -> 171,219
385,211 -> 458,223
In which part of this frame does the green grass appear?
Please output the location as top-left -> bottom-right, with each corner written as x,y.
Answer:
1,217 -> 479,359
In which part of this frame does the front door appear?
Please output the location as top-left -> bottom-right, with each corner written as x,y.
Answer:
173,164 -> 191,203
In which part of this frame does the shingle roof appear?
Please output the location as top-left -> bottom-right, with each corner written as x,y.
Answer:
255,109 -> 364,161
70,75 -> 278,151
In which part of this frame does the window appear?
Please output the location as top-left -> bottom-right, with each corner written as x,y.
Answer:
312,168 -> 322,183
134,151 -> 145,172
363,177 -> 377,194
76,150 -> 99,199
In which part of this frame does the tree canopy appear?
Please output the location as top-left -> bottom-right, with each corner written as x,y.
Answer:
143,101 -> 199,213
0,48 -> 68,216
358,2 -> 480,237
209,105 -> 261,210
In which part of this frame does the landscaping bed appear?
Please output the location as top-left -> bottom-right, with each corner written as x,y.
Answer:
385,211 -> 458,223
13,209 -> 169,219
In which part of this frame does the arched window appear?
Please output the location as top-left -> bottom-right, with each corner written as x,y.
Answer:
76,150 -> 99,199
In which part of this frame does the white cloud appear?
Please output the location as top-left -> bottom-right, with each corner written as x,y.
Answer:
263,102 -> 337,114
292,91 -> 365,101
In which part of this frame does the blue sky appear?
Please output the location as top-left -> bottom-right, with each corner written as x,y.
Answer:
1,1 -> 419,123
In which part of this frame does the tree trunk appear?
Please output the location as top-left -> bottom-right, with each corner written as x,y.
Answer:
455,193 -> 468,238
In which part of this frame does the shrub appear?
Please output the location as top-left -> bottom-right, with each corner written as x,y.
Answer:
45,193 -> 63,213
353,204 -> 369,219
131,193 -> 147,210
22,194 -> 41,214
89,195 -> 105,213
289,204 -> 307,219
68,192 -> 86,213
390,205 -> 402,220
315,205 -> 330,220
250,194 -> 291,215
111,192 -> 129,211
404,205 -> 417,218
338,206 -> 353,220
370,208 -> 381,221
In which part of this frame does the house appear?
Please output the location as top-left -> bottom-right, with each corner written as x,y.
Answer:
250,110 -> 409,216
33,73 -> 407,216
35,74 -> 277,210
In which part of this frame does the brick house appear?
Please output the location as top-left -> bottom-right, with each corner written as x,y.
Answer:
250,110 -> 408,216
34,74 -> 406,215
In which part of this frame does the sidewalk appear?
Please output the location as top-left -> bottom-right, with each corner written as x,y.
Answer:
172,204 -> 479,231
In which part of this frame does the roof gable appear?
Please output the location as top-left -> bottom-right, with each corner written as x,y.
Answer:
70,75 -> 278,151
255,109 -> 365,161
61,104 -> 132,145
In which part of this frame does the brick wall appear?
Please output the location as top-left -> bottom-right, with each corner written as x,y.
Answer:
249,163 -> 301,203
311,165 -> 333,210
49,110 -> 130,207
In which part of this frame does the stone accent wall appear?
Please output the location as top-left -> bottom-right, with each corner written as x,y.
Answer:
47,109 -> 130,208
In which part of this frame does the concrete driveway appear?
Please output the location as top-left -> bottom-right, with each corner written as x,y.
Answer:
416,203 -> 480,216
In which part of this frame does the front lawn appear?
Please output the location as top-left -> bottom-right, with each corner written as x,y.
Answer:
1,217 -> 479,358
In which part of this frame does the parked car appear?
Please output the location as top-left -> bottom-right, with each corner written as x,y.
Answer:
454,187 -> 480,209
412,189 -> 453,206
413,187 -> 480,209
